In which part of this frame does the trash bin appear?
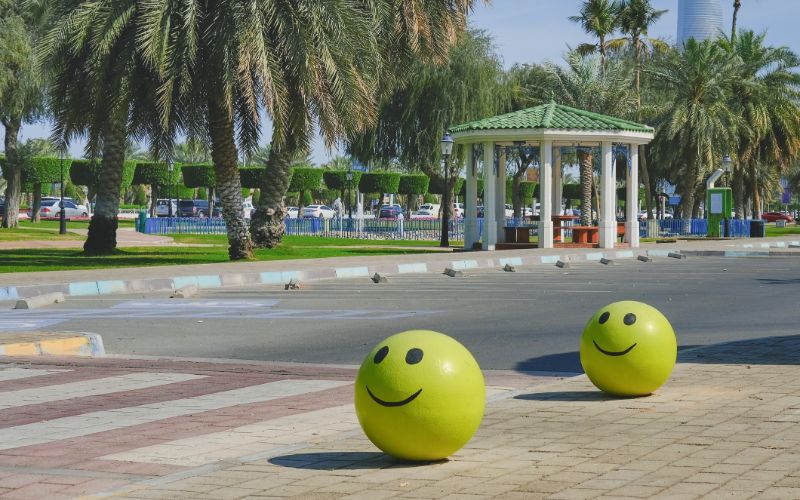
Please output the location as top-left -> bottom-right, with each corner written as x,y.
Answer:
750,219 -> 765,238
137,210 -> 147,233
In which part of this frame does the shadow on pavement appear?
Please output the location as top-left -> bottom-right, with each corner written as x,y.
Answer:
514,345 -> 703,375
269,452 -> 440,470
679,335 -> 800,365
513,391 -> 621,402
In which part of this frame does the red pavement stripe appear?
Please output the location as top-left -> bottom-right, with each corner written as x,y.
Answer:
0,383 -> 354,473
0,368 -> 134,393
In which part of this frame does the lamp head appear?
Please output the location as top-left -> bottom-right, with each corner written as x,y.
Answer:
722,154 -> 732,172
441,133 -> 454,156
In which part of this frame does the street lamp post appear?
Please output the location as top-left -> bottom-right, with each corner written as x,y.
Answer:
722,154 -> 732,187
59,151 -> 67,234
440,133 -> 454,247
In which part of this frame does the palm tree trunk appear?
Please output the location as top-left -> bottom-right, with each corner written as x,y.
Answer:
749,161 -> 762,219
1,116 -> 22,228
512,170 -> 525,218
731,1 -> 741,42
207,97 -> 253,260
250,135 -> 297,248
84,119 -> 126,254
733,165 -> 745,218
639,146 -> 654,219
32,184 -> 42,223
578,150 -> 593,226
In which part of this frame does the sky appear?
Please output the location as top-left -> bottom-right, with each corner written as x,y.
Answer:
4,0 -> 799,165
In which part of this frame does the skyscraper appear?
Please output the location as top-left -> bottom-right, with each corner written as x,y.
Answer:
677,0 -> 724,46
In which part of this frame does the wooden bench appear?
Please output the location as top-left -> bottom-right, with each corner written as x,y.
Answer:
570,223 -> 627,244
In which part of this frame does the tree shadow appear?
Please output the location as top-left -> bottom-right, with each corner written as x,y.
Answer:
756,277 -> 800,286
678,335 -> 800,365
269,452 -> 443,470
514,345 -> 700,375
514,391 -> 625,402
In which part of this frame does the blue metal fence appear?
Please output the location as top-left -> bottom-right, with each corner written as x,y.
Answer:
144,216 -> 761,241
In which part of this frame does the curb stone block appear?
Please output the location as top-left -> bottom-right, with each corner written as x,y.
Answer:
14,292 -> 65,310
444,268 -> 463,277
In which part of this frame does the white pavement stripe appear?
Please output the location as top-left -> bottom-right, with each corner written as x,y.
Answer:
99,386 -> 514,467
0,372 -> 204,410
0,367 -> 69,382
99,404 -> 359,467
0,379 -> 351,451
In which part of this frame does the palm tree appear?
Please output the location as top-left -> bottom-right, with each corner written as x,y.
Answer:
646,40 -> 743,218
545,52 -> 635,225
731,1 -> 742,42
721,31 -> 800,219
42,0 -> 164,254
249,0 -> 479,248
613,0 -> 668,220
0,0 -> 46,228
569,0 -> 620,68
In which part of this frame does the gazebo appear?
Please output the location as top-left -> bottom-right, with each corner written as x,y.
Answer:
449,102 -> 654,250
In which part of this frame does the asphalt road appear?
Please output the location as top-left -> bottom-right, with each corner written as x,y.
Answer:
5,255 -> 799,373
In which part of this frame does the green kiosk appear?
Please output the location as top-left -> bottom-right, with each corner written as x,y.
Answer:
706,187 -> 732,237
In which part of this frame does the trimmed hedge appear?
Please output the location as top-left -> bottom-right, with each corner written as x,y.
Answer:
427,176 -> 464,195
562,183 -> 581,201
505,179 -> 537,203
239,167 -> 266,189
22,157 -> 66,188
322,170 -> 363,191
458,179 -> 484,198
359,172 -> 401,194
288,167 -> 324,192
69,159 -> 137,190
132,162 -> 180,187
398,174 -> 430,195
182,164 -> 215,188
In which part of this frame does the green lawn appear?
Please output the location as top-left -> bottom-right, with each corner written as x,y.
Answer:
765,224 -> 800,237
0,245 -> 440,273
169,233 -> 449,247
0,222 -> 84,241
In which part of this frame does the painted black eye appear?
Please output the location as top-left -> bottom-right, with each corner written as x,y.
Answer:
624,313 -> 637,326
599,312 -> 610,324
374,346 -> 389,364
405,348 -> 423,365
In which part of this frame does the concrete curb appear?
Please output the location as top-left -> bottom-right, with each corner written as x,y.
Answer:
1,239 -> 799,300
0,332 -> 105,357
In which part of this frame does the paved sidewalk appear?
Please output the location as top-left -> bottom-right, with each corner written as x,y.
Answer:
2,335 -> 799,499
2,237 -> 799,302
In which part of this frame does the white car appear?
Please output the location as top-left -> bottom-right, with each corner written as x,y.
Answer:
453,203 -> 464,218
155,199 -> 177,217
242,200 -> 254,220
302,204 -> 335,219
286,206 -> 299,218
32,199 -> 88,219
416,203 -> 439,217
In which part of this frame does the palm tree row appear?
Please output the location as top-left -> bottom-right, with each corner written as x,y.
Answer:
30,0 -> 478,259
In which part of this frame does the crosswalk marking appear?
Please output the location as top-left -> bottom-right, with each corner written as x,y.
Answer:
99,404 -> 358,467
0,367 -> 69,382
0,379 -> 351,451
0,372 -> 204,410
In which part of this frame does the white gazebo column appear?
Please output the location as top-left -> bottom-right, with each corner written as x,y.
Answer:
552,146 -> 562,215
464,144 -> 478,249
625,144 -> 640,247
495,146 -> 507,243
539,140 -> 554,248
482,142 -> 497,250
599,141 -> 615,249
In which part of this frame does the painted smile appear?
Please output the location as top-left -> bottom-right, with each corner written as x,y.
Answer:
593,340 -> 637,356
366,386 -> 423,407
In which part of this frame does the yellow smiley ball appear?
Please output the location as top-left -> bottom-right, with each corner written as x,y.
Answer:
354,330 -> 485,461
580,301 -> 677,396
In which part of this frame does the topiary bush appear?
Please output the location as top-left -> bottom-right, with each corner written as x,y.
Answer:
458,179 -> 484,198
398,174 -> 430,196
132,162 -> 180,187
359,172 -> 401,194
181,164 -> 215,188
427,176 -> 464,195
239,167 -> 266,189
288,167 -> 324,192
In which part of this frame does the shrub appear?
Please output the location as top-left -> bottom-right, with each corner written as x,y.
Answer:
70,159 -> 136,190
322,170 -> 363,191
398,174 -> 430,196
562,183 -> 581,202
458,179 -> 484,198
359,172 -> 401,194
22,157 -> 65,189
132,162 -> 179,187
428,176 -> 463,195
181,164 -> 215,188
288,167 -> 324,192
239,167 -> 266,189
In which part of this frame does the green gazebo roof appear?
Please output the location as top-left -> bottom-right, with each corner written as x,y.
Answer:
449,102 -> 653,134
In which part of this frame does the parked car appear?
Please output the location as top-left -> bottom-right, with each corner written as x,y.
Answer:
761,211 -> 794,223
286,206 -> 299,218
453,203 -> 464,218
155,199 -> 177,217
30,199 -> 88,219
242,200 -> 254,221
379,204 -> 404,219
302,204 -> 336,219
416,203 -> 440,217
178,199 -> 220,217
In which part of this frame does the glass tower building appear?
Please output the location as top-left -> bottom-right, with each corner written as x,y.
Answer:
677,0 -> 724,46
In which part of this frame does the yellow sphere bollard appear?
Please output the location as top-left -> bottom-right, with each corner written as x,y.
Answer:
355,330 -> 485,461
580,301 -> 677,396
